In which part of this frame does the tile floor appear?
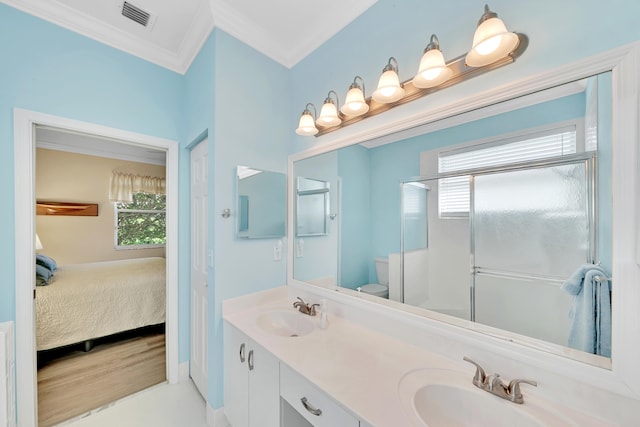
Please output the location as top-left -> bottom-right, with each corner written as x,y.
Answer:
59,380 -> 208,427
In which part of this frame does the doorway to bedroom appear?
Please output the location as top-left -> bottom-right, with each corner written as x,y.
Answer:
14,109 -> 180,427
33,125 -> 169,426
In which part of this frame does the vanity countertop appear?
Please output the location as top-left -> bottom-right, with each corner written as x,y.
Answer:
222,287 -> 612,427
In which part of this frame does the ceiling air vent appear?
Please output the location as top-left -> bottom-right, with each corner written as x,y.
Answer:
121,1 -> 151,27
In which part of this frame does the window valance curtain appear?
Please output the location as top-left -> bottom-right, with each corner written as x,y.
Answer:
109,171 -> 166,203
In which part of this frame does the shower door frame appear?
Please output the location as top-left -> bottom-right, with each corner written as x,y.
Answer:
467,153 -> 597,322
400,152 -> 597,320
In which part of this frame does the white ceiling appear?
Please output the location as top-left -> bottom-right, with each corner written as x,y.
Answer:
2,0 -> 377,73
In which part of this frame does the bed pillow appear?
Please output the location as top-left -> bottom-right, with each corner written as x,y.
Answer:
36,253 -> 58,272
36,263 -> 54,286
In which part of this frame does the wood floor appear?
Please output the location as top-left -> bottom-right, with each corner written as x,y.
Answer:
37,326 -> 166,427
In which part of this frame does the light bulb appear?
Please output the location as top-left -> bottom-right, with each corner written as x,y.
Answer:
413,37 -> 452,89
317,92 -> 341,127
465,6 -> 519,68
373,69 -> 404,103
295,109 -> 318,136
341,85 -> 369,116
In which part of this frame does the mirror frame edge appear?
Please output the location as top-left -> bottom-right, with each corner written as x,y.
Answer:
287,41 -> 640,399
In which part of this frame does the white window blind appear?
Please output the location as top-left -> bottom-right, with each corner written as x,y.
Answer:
438,128 -> 577,217
402,182 -> 427,215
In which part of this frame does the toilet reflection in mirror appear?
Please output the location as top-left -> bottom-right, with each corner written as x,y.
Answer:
358,257 -> 389,298
292,72 -> 613,365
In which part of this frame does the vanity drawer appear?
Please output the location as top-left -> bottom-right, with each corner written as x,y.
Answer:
280,364 -> 359,427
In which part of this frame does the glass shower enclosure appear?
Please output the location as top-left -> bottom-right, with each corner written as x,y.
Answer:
400,153 -> 596,348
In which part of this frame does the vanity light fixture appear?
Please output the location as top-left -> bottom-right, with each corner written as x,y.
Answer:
465,4 -> 520,67
295,4 -> 526,137
316,90 -> 342,127
295,103 -> 319,136
413,34 -> 452,88
341,76 -> 369,117
372,57 -> 405,103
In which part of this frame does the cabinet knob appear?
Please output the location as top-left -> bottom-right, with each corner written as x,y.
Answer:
248,349 -> 254,371
300,397 -> 322,416
239,343 -> 245,363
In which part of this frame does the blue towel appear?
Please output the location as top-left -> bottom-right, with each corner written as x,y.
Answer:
561,264 -> 611,357
36,253 -> 58,272
35,263 -> 54,286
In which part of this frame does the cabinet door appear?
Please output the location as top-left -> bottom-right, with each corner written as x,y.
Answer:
224,323 -> 249,427
248,341 -> 280,427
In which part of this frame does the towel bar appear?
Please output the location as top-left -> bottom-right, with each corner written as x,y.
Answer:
594,275 -> 611,283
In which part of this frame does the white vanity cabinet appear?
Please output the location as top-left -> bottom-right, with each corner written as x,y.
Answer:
280,364 -> 359,427
224,323 -> 280,427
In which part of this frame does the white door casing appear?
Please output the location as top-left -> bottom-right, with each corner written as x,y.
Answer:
14,109 -> 180,427
190,138 -> 208,398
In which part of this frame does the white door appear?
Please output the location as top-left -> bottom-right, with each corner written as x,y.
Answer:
190,139 -> 209,397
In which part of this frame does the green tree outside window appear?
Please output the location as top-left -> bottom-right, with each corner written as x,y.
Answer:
116,193 -> 166,247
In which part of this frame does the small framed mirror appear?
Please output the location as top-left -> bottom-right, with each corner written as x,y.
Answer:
236,165 -> 286,239
296,177 -> 330,237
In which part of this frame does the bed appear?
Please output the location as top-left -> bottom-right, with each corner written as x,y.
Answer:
36,257 -> 166,351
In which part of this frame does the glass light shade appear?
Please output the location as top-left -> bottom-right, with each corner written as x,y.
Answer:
296,112 -> 318,136
317,101 -> 341,127
465,17 -> 519,67
372,70 -> 405,103
340,86 -> 369,116
413,49 -> 453,88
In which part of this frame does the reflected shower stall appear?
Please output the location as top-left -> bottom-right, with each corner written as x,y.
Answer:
399,154 -> 596,348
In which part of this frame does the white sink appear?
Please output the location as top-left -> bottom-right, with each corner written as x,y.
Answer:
256,310 -> 315,337
398,368 -> 578,427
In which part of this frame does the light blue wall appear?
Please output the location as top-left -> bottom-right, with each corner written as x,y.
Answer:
337,145 -> 371,288
209,30 -> 290,408
0,4 -> 182,323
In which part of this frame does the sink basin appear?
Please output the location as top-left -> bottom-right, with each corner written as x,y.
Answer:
398,368 -> 578,427
256,310 -> 314,337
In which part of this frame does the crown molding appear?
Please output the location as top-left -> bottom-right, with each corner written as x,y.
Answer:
210,0 -> 377,69
177,0 -> 216,73
1,0 -> 214,74
209,0 -> 289,66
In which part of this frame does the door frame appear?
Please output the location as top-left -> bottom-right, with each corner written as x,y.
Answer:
14,108 -> 180,426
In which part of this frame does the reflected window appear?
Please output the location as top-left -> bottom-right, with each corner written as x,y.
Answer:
438,125 -> 579,218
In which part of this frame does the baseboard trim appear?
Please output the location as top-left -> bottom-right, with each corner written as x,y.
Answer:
178,361 -> 190,383
207,404 -> 229,427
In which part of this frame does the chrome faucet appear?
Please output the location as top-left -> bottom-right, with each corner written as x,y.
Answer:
293,297 -> 319,316
463,357 -> 537,404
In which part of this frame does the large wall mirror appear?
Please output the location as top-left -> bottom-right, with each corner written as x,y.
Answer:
236,165 -> 286,239
292,72 -> 615,368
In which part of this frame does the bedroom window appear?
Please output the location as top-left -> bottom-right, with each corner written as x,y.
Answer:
115,192 -> 166,249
